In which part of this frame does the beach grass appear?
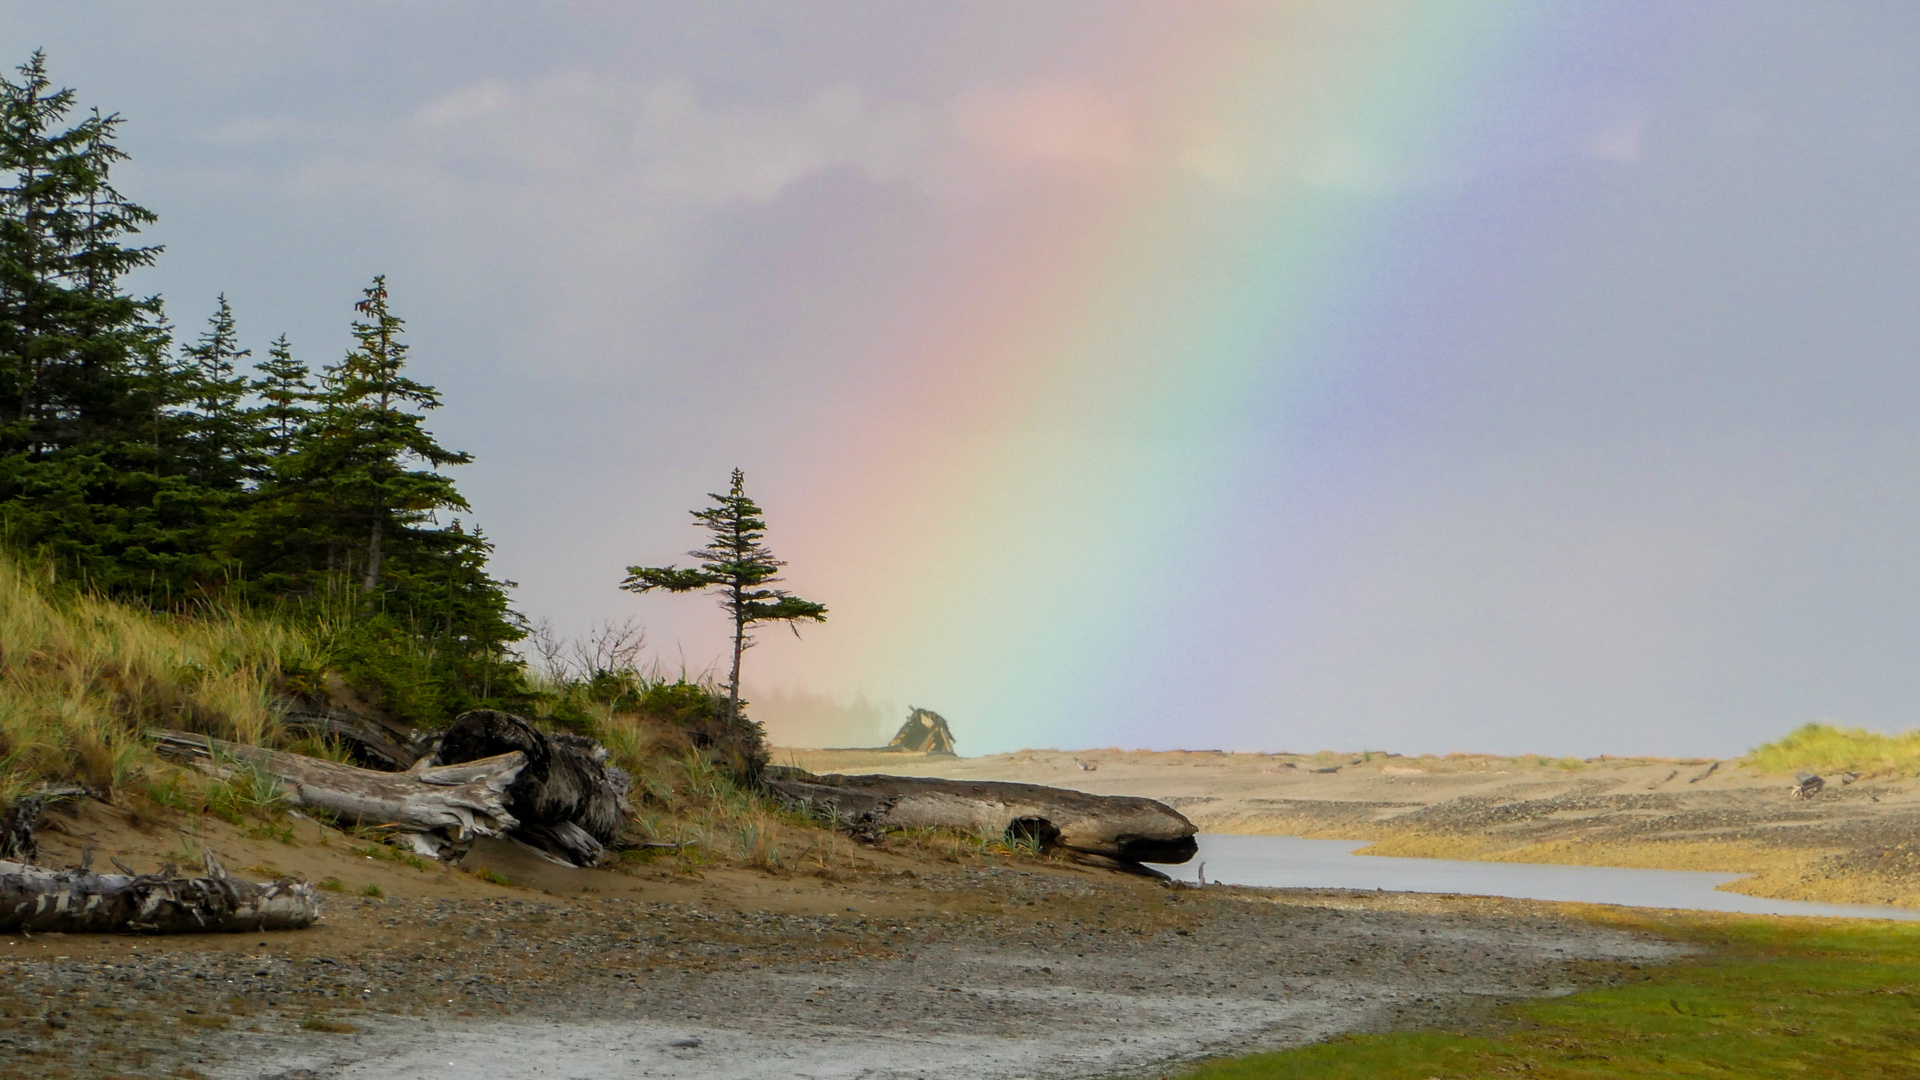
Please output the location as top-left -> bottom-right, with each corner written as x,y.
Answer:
1743,721 -> 1920,777
1172,912 -> 1920,1079
0,551 -> 318,807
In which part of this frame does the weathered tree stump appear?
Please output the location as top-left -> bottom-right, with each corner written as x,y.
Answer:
0,850 -> 317,933
765,770 -> 1198,875
431,711 -> 633,866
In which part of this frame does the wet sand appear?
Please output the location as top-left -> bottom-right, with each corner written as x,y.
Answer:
0,868 -> 1679,1080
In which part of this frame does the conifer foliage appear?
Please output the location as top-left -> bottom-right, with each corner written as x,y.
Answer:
0,52 -> 524,722
622,469 -> 826,725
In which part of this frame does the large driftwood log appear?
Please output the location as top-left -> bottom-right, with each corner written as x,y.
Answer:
0,850 -> 317,933
153,731 -> 524,854
432,711 -> 632,866
765,771 -> 1198,874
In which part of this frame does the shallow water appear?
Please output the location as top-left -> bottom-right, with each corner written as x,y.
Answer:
1148,834 -> 1920,921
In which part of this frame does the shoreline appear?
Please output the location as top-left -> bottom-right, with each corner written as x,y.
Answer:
779,747 -> 1920,910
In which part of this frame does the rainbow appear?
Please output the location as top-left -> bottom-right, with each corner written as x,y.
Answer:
754,3 -> 1564,752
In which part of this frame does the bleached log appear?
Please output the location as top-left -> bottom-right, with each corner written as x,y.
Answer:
0,850 -> 317,934
152,731 -> 524,843
765,771 -> 1199,870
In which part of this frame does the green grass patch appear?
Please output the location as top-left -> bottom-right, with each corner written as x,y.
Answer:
1744,721 -> 1920,776
1174,914 -> 1920,1079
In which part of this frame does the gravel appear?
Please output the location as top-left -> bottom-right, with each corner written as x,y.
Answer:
0,866 -> 1683,1080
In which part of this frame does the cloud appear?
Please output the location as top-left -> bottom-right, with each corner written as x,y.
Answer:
211,70 -> 938,231
1581,118 -> 1643,162
388,71 -> 932,209
952,81 -> 1139,168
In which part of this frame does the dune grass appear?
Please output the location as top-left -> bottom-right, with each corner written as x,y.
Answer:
0,552 -> 319,807
1175,912 -> 1920,1080
1744,721 -> 1920,776
0,551 -> 1047,880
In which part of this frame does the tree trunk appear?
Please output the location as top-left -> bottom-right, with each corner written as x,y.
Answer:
764,770 -> 1198,875
152,731 -> 524,856
0,850 -> 318,934
728,598 -> 745,723
362,513 -> 384,593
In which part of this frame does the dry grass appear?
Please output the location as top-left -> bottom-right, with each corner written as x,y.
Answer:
0,555 -> 1034,880
0,552 -> 319,806
571,704 -> 852,875
1744,721 -> 1920,776
592,708 -> 1050,877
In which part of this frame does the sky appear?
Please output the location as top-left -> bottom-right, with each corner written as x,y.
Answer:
7,1 -> 1920,757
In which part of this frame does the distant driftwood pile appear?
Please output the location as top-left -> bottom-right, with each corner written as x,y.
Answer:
766,770 -> 1198,877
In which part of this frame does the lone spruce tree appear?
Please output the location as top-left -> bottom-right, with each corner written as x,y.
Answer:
621,469 -> 826,723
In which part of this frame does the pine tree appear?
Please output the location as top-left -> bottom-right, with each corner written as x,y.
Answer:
179,294 -> 251,489
0,52 -> 221,594
249,333 -> 310,461
621,469 -> 826,724
0,54 -> 530,718
300,275 -> 472,594
0,51 -> 160,456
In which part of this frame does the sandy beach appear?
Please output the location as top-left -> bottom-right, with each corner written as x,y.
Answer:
783,747 -> 1920,909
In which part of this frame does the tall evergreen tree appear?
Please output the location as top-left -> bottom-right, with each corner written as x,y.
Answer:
298,276 -> 472,594
179,294 -> 250,489
0,51 -> 160,456
0,52 -> 217,593
0,53 -> 529,720
621,469 -> 826,724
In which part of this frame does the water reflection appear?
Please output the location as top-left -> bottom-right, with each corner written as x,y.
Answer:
1145,834 -> 1920,921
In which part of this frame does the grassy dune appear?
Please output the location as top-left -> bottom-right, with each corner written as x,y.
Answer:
1743,721 -> 1920,776
0,554 -> 317,806
0,554 -> 1043,879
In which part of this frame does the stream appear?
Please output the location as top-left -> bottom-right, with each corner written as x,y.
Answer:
1147,833 -> 1920,920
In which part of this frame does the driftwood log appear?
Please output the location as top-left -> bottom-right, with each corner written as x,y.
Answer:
153,731 -> 525,857
155,714 -> 634,868
279,696 -> 435,771
432,710 -> 632,864
0,850 -> 317,933
1791,771 -> 1825,798
765,771 -> 1198,876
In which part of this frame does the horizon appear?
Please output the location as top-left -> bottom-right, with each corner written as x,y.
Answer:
10,2 -> 1920,758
